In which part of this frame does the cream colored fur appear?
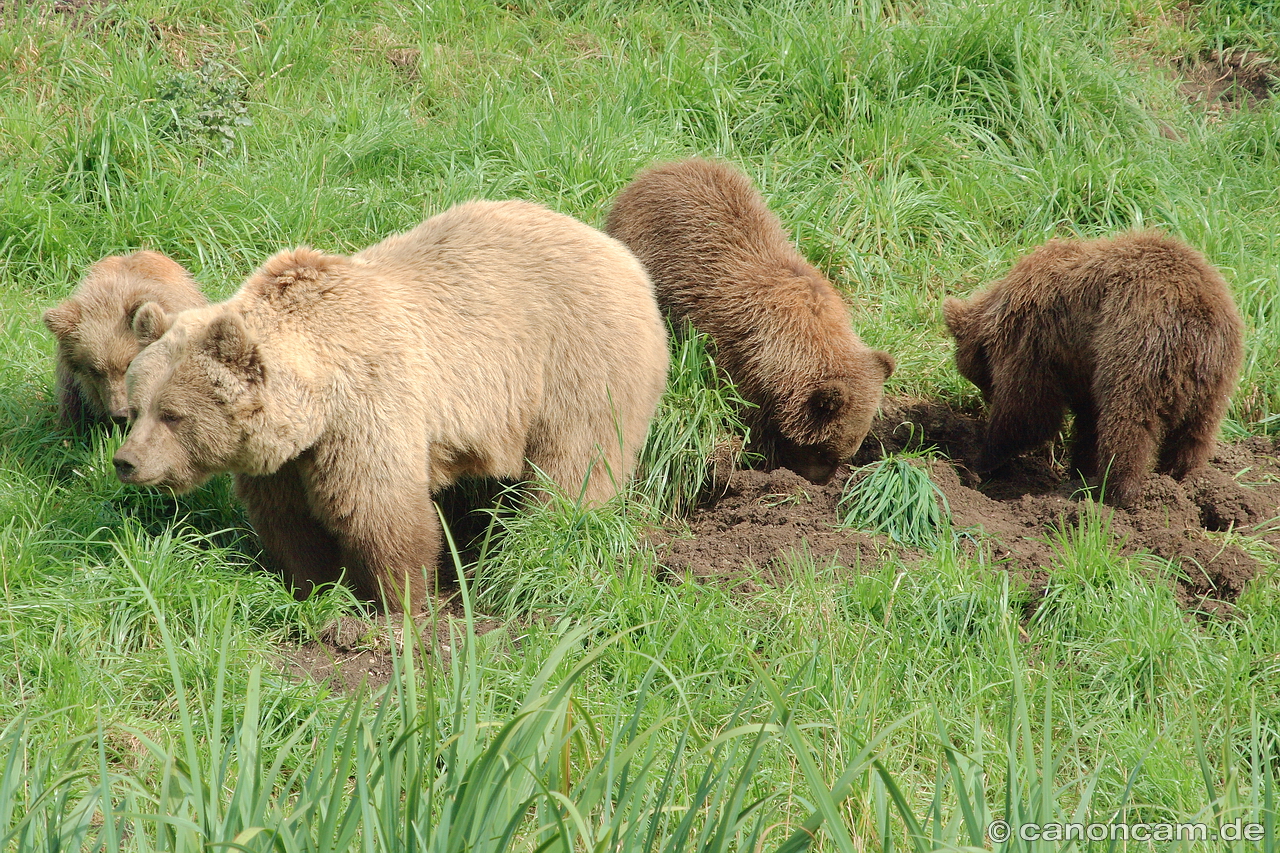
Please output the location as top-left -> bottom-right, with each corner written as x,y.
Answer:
43,251 -> 206,425
115,200 -> 669,610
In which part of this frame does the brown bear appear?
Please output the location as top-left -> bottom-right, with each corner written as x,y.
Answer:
112,200 -> 669,611
605,158 -> 895,484
943,231 -> 1243,507
42,250 -> 207,426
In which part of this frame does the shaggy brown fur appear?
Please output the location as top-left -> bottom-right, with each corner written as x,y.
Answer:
606,158 -> 895,484
42,251 -> 206,425
112,200 -> 668,611
943,231 -> 1243,507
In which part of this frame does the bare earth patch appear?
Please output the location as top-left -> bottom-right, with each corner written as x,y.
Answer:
282,598 -> 504,693
652,396 -> 1280,617
651,466 -> 909,592
1179,49 -> 1277,112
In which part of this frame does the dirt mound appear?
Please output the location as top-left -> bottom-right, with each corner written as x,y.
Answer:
283,599 -> 505,692
655,397 -> 1280,616
652,467 -> 903,592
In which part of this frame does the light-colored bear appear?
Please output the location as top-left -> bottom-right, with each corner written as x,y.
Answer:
113,200 -> 669,610
43,251 -> 206,425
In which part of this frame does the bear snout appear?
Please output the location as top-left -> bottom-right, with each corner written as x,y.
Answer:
112,442 -> 160,485
784,444 -> 840,485
112,450 -> 139,483
793,457 -> 838,485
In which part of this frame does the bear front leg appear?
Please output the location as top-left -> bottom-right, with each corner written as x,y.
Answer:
332,503 -> 437,613
977,383 -> 1066,475
302,454 -> 438,613
55,360 -> 89,426
1092,411 -> 1159,507
235,462 -> 344,601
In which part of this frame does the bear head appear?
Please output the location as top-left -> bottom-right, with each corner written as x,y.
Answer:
777,347 -> 896,483
43,251 -> 198,422
943,296 -> 993,401
113,308 -> 266,493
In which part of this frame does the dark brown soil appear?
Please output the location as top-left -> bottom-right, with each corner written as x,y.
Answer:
651,466 -> 908,593
652,396 -> 1280,617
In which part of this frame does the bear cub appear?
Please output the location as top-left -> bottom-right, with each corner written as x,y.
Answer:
607,158 -> 895,484
43,251 -> 206,426
943,231 -> 1243,507
113,200 -> 669,611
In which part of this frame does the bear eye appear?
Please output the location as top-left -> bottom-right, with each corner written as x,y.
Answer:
159,410 -> 183,427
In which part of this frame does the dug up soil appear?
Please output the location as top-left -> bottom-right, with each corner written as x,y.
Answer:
655,397 -> 1280,618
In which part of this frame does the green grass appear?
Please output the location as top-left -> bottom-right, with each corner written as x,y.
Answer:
632,324 -> 753,519
1,0 -> 1279,849
838,455 -> 952,548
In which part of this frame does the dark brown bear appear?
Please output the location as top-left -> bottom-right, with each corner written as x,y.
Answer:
943,231 -> 1243,507
606,158 -> 895,484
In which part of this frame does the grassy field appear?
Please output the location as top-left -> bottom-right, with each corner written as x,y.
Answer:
1,0 -> 1279,849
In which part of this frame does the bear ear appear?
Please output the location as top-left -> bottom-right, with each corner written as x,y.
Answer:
203,313 -> 264,384
870,349 -> 896,380
43,300 -> 81,339
131,301 -> 170,346
256,247 -> 342,305
808,379 -> 852,422
85,255 -> 126,277
125,250 -> 191,285
942,297 -> 970,336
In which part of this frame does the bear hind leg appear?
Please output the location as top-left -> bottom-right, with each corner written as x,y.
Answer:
524,418 -> 631,508
1157,398 -> 1225,481
525,444 -> 621,507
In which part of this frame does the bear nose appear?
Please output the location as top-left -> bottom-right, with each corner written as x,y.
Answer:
113,453 -> 137,482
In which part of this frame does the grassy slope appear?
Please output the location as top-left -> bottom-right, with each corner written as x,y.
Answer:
1,0 -> 1279,849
